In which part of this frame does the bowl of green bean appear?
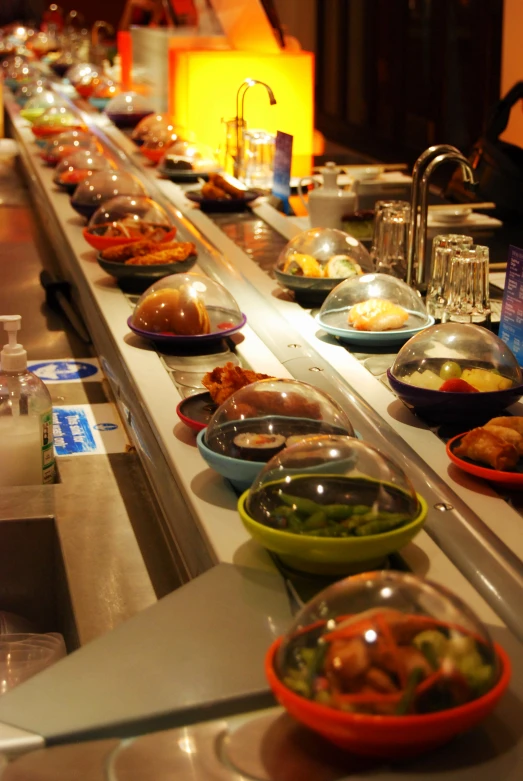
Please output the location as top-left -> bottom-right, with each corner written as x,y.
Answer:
238,435 -> 427,575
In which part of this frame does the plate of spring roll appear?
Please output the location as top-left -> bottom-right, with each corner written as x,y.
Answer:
447,416 -> 523,486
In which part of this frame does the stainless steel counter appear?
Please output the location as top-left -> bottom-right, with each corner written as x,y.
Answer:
0,162 -> 168,647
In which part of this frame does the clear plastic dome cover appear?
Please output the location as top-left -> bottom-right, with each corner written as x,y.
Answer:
71,171 -> 147,210
27,31 -> 55,58
140,130 -> 179,161
131,113 -> 178,142
246,435 -> 417,527
391,322 -> 523,392
274,570 -> 499,716
1,54 -> 28,71
15,78 -> 48,104
319,273 -> 430,334
206,382 -> 354,464
31,105 -> 85,135
277,228 -> 372,280
131,273 -> 243,337
49,50 -> 77,76
41,129 -> 101,165
104,92 -> 155,127
161,140 -> 220,173
87,195 -> 172,239
65,62 -> 99,86
3,59 -> 39,84
90,78 -> 118,101
19,88 -> 65,121
53,149 -> 113,187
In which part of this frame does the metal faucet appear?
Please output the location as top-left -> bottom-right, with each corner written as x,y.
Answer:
406,145 -> 476,288
233,79 -> 277,179
91,20 -> 113,48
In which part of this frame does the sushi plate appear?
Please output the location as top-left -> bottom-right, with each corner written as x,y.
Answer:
157,166 -> 221,183
176,392 -> 217,432
316,309 -> 434,346
447,433 -> 523,487
185,190 -> 259,213
127,311 -> 247,345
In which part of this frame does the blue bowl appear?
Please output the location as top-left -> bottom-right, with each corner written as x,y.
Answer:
89,97 -> 110,111
196,429 -> 264,492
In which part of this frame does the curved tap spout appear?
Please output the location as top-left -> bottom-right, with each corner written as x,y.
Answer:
406,144 -> 464,286
234,79 -> 277,179
92,20 -> 113,47
414,153 -> 476,288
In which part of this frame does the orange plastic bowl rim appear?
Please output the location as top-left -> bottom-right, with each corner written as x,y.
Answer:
265,636 -> 511,758
82,227 -> 177,251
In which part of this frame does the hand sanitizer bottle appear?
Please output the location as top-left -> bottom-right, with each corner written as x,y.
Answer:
0,315 -> 55,486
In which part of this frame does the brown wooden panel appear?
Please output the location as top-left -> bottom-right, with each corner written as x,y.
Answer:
316,0 -> 503,165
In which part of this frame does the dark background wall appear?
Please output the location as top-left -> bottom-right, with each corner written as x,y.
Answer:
55,0 -> 121,30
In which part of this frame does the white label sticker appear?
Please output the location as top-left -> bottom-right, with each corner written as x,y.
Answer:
53,404 -> 128,456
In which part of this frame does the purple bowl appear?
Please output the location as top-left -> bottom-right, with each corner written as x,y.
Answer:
50,62 -> 71,78
127,313 -> 247,345
105,111 -> 154,130
387,368 -> 523,424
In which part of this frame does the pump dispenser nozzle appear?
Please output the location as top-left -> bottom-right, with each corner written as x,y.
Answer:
0,315 -> 27,372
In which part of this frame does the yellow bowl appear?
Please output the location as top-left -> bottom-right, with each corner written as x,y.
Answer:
238,483 -> 427,575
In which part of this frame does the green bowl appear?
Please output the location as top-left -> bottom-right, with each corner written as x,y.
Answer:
19,108 -> 46,124
238,481 -> 427,575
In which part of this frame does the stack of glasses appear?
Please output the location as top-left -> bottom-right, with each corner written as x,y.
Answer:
427,235 -> 491,326
0,632 -> 66,695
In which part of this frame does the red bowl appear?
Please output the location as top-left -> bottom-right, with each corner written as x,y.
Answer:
82,226 -> 177,251
447,433 -> 523,487
140,146 -> 169,164
75,83 -> 96,99
265,637 -> 511,758
32,124 -> 85,139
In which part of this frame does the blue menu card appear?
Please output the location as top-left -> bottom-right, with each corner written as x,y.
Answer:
272,131 -> 293,214
499,245 -> 523,365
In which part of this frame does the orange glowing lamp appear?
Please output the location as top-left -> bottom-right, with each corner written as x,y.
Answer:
168,48 -> 314,177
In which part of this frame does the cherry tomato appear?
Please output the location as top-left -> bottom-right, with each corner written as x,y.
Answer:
439,378 -> 479,393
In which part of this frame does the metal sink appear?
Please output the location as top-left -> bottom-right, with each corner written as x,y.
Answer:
0,517 -> 77,650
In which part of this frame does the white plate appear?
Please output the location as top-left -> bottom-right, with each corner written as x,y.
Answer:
430,208 -> 473,224
316,308 -> 434,346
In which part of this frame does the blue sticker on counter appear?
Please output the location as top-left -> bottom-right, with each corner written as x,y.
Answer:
53,408 -> 97,455
499,246 -> 523,365
53,404 -> 128,456
272,131 -> 294,215
28,359 -> 100,383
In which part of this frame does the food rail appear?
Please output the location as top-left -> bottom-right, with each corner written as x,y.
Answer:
2,82 -> 523,777
6,89 -> 523,636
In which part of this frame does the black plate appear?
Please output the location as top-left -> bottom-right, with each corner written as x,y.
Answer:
96,252 -> 197,291
157,165 -> 218,183
185,190 -> 259,213
273,268 -> 345,305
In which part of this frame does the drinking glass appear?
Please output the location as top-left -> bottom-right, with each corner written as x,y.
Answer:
370,200 -> 411,279
0,633 -> 66,695
241,129 -> 275,189
442,245 -> 491,325
222,116 -> 246,175
426,234 -> 474,320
